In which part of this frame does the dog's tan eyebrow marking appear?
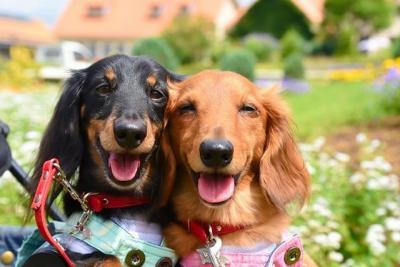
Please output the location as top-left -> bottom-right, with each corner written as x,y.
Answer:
104,68 -> 117,88
146,73 -> 157,87
80,105 -> 86,117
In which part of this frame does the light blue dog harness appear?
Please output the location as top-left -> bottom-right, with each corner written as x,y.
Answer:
16,213 -> 177,267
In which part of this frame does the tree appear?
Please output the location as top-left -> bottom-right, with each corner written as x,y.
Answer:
230,0 -> 312,39
323,0 -> 395,39
163,16 -> 214,64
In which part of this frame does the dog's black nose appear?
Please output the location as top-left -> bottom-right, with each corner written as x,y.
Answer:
200,139 -> 234,168
113,119 -> 147,149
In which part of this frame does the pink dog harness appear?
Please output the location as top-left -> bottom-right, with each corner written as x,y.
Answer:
180,220 -> 304,267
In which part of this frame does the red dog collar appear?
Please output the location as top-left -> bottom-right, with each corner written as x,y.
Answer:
85,193 -> 151,212
185,219 -> 245,244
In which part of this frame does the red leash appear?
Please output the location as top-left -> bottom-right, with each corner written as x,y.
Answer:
85,193 -> 150,212
31,159 -> 75,267
31,159 -> 152,266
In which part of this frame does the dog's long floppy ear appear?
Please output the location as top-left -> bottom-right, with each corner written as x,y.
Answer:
30,71 -> 86,196
158,78 -> 181,207
259,87 -> 310,211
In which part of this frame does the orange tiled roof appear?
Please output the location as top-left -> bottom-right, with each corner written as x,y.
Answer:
0,16 -> 55,45
54,0 -> 237,40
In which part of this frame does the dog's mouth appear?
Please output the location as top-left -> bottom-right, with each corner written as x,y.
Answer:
96,138 -> 151,184
108,152 -> 141,182
192,171 -> 241,205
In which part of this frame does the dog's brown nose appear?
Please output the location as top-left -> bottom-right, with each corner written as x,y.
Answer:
113,119 -> 147,149
200,139 -> 233,168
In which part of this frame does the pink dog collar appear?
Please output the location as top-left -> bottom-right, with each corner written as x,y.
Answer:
180,233 -> 304,267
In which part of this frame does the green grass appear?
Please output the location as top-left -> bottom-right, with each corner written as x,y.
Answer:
283,80 -> 388,140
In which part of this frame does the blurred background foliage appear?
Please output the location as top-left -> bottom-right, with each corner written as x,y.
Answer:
1,0 -> 400,265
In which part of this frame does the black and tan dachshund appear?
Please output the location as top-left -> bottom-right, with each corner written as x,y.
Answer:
22,55 -> 182,266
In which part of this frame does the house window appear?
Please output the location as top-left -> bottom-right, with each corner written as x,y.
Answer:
150,5 -> 163,18
87,5 -> 105,17
73,51 -> 87,61
180,4 -> 193,15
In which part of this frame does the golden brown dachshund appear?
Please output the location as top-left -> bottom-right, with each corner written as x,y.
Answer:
162,70 -> 317,266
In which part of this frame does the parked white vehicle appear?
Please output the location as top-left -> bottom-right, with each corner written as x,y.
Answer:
36,41 -> 92,80
358,36 -> 391,54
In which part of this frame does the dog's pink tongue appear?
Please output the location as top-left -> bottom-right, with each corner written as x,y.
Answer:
108,153 -> 140,181
198,174 -> 234,203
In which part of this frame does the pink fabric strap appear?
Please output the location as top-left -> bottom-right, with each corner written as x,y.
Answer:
180,234 -> 304,267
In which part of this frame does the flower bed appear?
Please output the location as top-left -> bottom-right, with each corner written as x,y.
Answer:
294,135 -> 399,266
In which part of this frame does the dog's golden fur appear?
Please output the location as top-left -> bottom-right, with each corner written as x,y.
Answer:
162,70 -> 316,266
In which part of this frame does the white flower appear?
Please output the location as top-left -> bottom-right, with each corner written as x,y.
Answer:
391,232 -> 400,242
313,137 -> 326,151
386,201 -> 398,211
327,231 -> 342,248
299,143 -> 313,152
369,240 -> 386,255
328,232 -> 342,244
327,221 -> 339,229
361,160 -> 376,170
349,173 -> 364,184
328,251 -> 344,262
356,133 -> 367,143
376,207 -> 386,216
366,224 -> 386,244
308,219 -> 321,228
370,139 -> 381,150
335,152 -> 350,162
306,162 -> 316,175
312,198 -> 333,218
342,258 -> 355,267
384,217 -> 400,231
313,234 -> 328,245
20,141 -> 39,153
25,130 -> 40,140
375,156 -> 392,172
367,175 -> 399,190
328,159 -> 339,167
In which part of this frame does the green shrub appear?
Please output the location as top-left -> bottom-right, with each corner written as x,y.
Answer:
0,46 -> 39,89
283,53 -> 305,79
391,38 -> 400,58
209,39 -> 235,64
281,29 -> 305,59
219,48 -> 256,80
163,16 -> 214,64
230,0 -> 312,39
244,37 -> 273,61
132,37 -> 179,70
335,24 -> 358,56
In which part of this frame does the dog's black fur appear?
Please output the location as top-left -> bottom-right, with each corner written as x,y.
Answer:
31,55 -> 182,216
26,55 -> 182,265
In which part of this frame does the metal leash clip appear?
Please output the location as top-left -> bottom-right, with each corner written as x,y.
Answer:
196,225 -> 227,267
52,163 -> 92,234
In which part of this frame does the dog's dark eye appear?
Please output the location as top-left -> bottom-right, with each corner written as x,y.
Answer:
149,89 -> 164,101
96,85 -> 113,94
240,104 -> 257,113
178,102 -> 196,114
